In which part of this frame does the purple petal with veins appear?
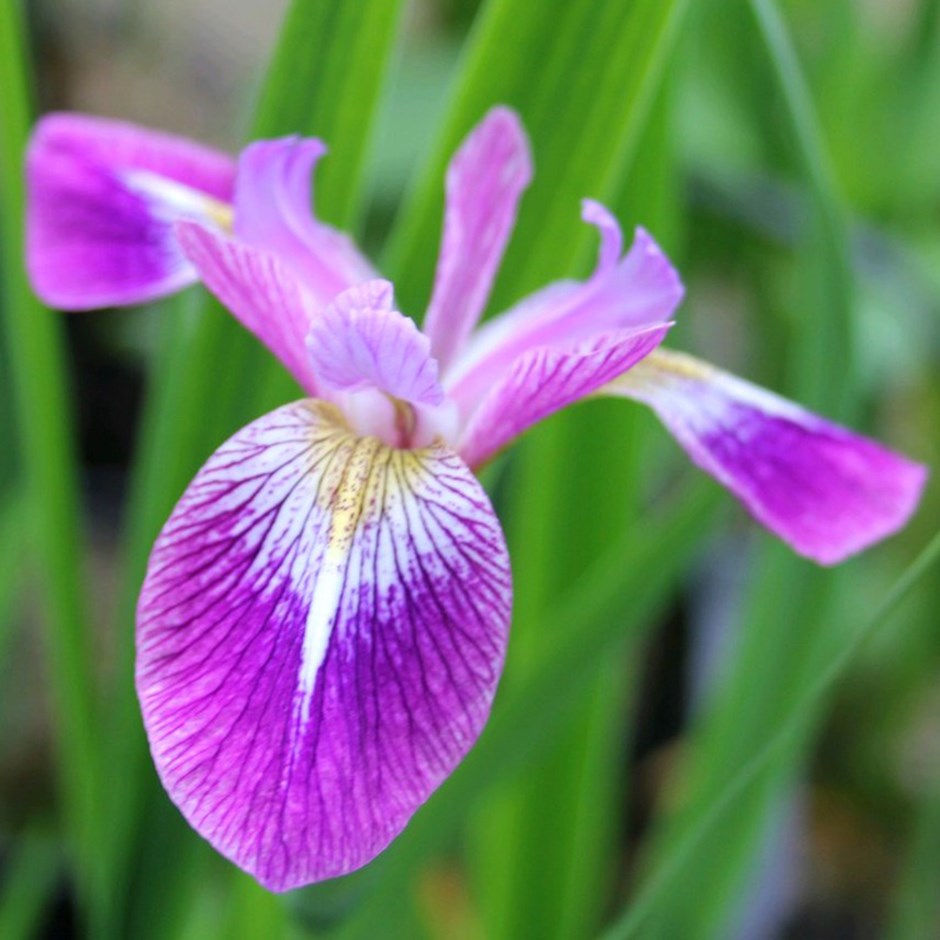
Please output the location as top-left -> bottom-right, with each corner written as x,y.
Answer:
446,207 -> 682,412
608,349 -> 928,564
308,280 -> 444,407
458,322 -> 671,468
177,222 -> 321,394
26,112 -> 235,309
423,107 -> 533,370
234,138 -> 376,305
136,400 -> 511,890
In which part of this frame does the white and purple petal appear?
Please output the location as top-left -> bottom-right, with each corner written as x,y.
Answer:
26,112 -> 235,309
234,138 -> 376,305
446,208 -> 682,415
607,349 -> 928,564
136,401 -> 511,890
423,107 -> 533,370
458,322 -> 671,468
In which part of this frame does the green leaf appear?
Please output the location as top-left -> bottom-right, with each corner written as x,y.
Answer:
105,2 -> 406,934
600,1 -> 866,935
0,3 -> 103,931
604,526 -> 940,939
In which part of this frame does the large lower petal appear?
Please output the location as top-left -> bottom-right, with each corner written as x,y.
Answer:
26,112 -> 235,309
137,401 -> 511,890
446,203 -> 682,413
234,138 -> 376,305
423,107 -> 532,370
458,323 -> 671,468
607,349 -> 927,564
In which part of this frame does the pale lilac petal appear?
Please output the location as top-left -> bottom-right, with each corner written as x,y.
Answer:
458,323 -> 671,468
608,349 -> 928,564
234,138 -> 376,305
307,281 -> 444,408
137,401 -> 511,890
446,209 -> 682,415
26,112 -> 235,309
176,222 -> 319,394
423,107 -> 533,370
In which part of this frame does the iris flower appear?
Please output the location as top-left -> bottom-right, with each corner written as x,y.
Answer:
27,107 -> 926,890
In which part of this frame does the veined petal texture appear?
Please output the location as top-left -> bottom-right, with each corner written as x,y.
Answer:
423,107 -> 533,371
177,223 -> 321,394
307,281 -> 444,408
458,323 -> 671,468
446,212 -> 682,412
609,349 -> 928,564
26,113 -> 235,309
234,138 -> 376,305
137,401 -> 511,890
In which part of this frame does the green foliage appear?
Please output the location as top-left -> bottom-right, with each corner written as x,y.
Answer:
1,0 -> 938,938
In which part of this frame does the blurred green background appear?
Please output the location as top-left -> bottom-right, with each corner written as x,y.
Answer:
0,0 -> 938,938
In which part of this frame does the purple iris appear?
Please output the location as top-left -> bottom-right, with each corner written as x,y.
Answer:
26,107 -> 926,890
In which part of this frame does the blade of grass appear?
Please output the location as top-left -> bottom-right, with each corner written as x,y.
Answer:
0,495 -> 26,670
105,1 -> 406,934
613,0 -> 865,933
604,526 -> 940,939
378,3 -> 695,934
886,777 -> 940,940
0,3 -> 103,931
0,828 -> 60,940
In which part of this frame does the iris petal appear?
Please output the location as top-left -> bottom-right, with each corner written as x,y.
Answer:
446,213 -> 682,414
26,113 -> 235,309
458,323 -> 671,468
176,222 -> 322,394
308,280 -> 445,407
608,349 -> 928,564
423,107 -> 533,371
137,401 -> 511,890
233,138 -> 376,304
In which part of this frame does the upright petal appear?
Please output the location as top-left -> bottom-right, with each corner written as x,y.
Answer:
137,401 -> 511,890
234,138 -> 376,305
446,206 -> 682,413
26,113 -> 235,309
177,222 -> 320,393
458,323 -> 671,468
307,280 -> 445,407
423,107 -> 533,371
607,349 -> 928,564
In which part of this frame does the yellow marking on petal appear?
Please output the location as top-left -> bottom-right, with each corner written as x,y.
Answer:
295,402 -> 445,726
205,198 -> 234,233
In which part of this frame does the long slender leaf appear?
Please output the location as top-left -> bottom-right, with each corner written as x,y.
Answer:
0,828 -> 60,940
104,2 -> 406,934
604,525 -> 940,938
611,0 -> 864,933
0,3 -> 103,931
